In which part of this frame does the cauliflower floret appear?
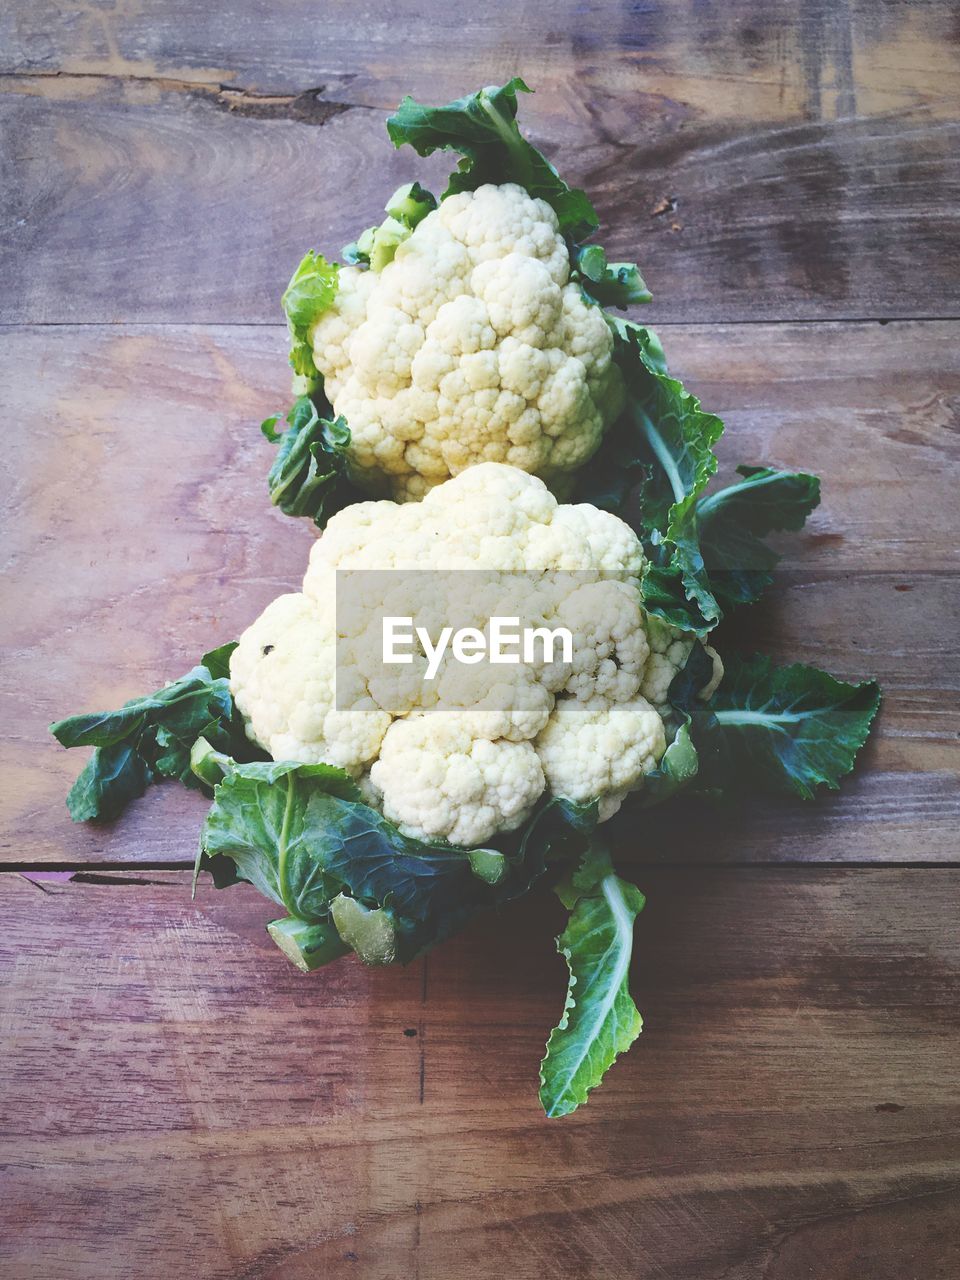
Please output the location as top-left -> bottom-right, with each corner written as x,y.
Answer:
370,715 -> 545,846
310,184 -> 624,500
230,466 -> 712,847
535,695 -> 666,805
230,593 -> 390,772
639,616 -> 696,713
639,619 -> 724,715
555,580 -> 649,702
433,662 -> 553,742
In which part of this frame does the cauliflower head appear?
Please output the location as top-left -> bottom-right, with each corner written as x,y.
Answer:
231,465 -> 720,846
310,184 -> 625,500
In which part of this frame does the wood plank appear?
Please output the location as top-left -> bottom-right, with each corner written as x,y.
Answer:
2,0 -> 959,323
1,320 -> 956,865
1,868 -> 958,1278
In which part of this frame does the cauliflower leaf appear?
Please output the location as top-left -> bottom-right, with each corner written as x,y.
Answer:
695,655 -> 881,799
262,395 -> 362,527
387,77 -> 599,243
196,761 -> 597,967
698,466 -> 821,607
199,759 -> 361,919
343,181 -> 438,271
282,251 -> 339,382
572,244 -> 652,310
50,646 -> 256,821
539,847 -> 645,1117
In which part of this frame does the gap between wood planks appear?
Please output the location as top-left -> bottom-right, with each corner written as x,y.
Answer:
8,860 -> 960,879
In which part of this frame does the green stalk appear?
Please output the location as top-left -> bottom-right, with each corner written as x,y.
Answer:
268,917 -> 348,972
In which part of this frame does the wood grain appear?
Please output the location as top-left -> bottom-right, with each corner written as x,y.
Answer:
1,320 -> 956,866
2,2 -> 958,1273
1,868 -> 958,1279
2,0 -> 959,324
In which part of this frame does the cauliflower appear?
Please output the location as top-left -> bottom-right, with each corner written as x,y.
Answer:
309,184 -> 625,500
230,465 -> 721,847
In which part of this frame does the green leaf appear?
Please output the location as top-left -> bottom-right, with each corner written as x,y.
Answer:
329,894 -> 398,965
281,251 -> 339,380
385,180 -> 437,227
539,849 -> 645,1117
608,316 -> 668,375
262,395 -> 362,528
632,370 -> 724,632
304,794 -> 509,961
343,181 -> 438,270
64,744 -> 153,823
695,655 -> 881,799
200,761 -> 362,918
698,466 -> 821,607
570,323 -> 665,523
387,78 -> 599,243
572,244 -> 652,309
200,642 -> 238,682
637,565 -> 716,636
198,767 -> 596,966
51,650 -> 254,822
199,758 -> 492,959
574,328 -> 723,635
631,719 -> 699,808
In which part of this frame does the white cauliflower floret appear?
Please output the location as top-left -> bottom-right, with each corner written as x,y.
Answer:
639,615 -> 697,713
231,466 -> 720,846
556,580 -> 649,702
370,715 -> 545,846
639,617 -> 724,715
434,662 -> 553,743
535,695 -> 666,805
230,593 -> 390,773
308,184 -> 624,500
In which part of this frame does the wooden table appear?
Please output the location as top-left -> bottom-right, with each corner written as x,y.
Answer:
2,3 -> 959,1276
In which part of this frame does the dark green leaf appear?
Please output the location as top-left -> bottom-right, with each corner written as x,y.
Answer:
262,395 -> 362,529
630,720 -> 700,809
387,78 -> 599,242
539,848 -> 645,1117
638,565 -> 716,636
51,650 -> 252,822
695,655 -> 881,799
201,642 -> 238,682
608,317 -> 668,375
64,744 -> 153,823
305,793 -> 504,961
631,370 -> 724,631
574,328 -> 723,634
199,767 -> 596,965
698,466 -> 821,607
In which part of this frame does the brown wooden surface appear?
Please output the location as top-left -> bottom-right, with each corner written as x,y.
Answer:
2,0 -> 960,324
2,869 -> 960,1280
2,1 -> 960,1277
